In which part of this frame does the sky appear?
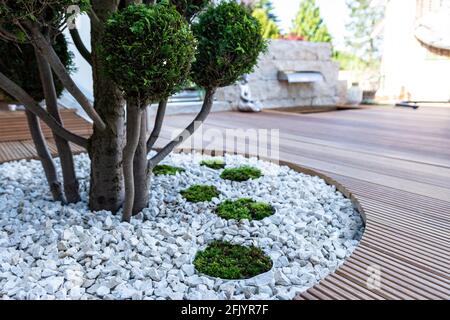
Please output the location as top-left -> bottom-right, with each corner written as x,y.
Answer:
272,0 -> 348,50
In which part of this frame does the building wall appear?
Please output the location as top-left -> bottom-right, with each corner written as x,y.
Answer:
215,40 -> 341,110
377,0 -> 450,102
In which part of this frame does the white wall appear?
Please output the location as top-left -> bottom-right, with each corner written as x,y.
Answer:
377,0 -> 450,101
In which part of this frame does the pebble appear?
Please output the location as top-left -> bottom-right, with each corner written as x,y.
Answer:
0,153 -> 364,300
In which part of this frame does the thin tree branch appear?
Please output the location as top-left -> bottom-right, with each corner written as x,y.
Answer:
35,43 -> 81,203
25,22 -> 106,131
122,99 -> 143,222
149,88 -> 216,169
0,71 -> 89,149
25,110 -> 65,203
69,27 -> 92,65
87,8 -> 102,30
146,99 -> 167,153
0,27 -> 21,43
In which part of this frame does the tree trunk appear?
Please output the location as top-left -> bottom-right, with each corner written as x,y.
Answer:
88,1 -> 125,213
35,46 -> 80,203
25,110 -> 65,202
122,99 -> 142,222
132,108 -> 150,215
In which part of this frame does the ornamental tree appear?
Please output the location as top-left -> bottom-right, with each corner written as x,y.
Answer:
0,1 -> 266,222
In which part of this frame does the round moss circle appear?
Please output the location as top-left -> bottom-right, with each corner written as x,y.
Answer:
181,184 -> 220,203
193,241 -> 273,280
200,159 -> 226,170
216,198 -> 274,221
220,166 -> 262,182
153,164 -> 185,176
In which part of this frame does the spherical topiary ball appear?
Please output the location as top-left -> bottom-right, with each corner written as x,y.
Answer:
191,2 -> 267,89
101,4 -> 196,101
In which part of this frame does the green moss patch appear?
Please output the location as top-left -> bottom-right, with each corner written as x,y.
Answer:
220,166 -> 262,182
216,198 -> 274,221
193,241 -> 273,279
181,184 -> 220,203
200,159 -> 226,170
153,164 -> 185,176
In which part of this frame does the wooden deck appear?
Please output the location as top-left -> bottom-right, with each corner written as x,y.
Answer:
0,109 -> 91,163
0,105 -> 448,299
155,105 -> 450,300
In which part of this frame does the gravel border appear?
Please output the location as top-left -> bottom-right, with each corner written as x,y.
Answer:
0,152 -> 365,300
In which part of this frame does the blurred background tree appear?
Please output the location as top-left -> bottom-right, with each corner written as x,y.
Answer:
291,0 -> 332,43
252,7 -> 280,39
344,0 -> 385,69
243,0 -> 281,39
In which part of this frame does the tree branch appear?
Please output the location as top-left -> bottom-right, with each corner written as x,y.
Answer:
87,8 -> 103,31
0,71 -> 89,149
148,88 -> 216,169
0,27 -> 21,43
25,110 -> 65,203
146,99 -> 167,153
122,99 -> 143,222
25,22 -> 106,131
69,27 -> 92,65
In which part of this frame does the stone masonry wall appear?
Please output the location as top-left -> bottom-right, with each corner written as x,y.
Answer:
215,40 -> 340,111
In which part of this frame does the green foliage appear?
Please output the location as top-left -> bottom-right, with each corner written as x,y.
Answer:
0,33 -> 73,102
191,1 -> 267,89
216,198 -> 274,221
194,241 -> 273,279
200,159 -> 225,170
345,0 -> 384,69
291,0 -> 332,43
334,50 -> 367,71
0,0 -> 90,26
181,184 -> 220,202
220,166 -> 262,182
158,0 -> 211,21
252,8 -> 280,39
254,0 -> 278,22
101,4 -> 196,101
153,164 -> 185,176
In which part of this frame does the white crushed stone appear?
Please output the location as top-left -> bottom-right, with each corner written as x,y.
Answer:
0,152 -> 364,300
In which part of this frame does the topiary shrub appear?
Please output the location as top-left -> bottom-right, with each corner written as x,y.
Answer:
216,198 -> 274,221
153,164 -> 185,176
220,166 -> 262,182
101,3 -> 196,101
191,1 -> 267,89
181,184 -> 220,202
194,241 -> 273,279
0,33 -> 73,102
200,159 -> 225,170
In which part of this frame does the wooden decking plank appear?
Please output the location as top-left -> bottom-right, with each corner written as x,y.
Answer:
334,268 -> 404,300
359,245 -> 450,287
365,222 -> 450,255
352,251 -> 450,299
324,274 -> 385,300
340,262 -> 429,300
346,257 -> 443,300
360,238 -> 449,278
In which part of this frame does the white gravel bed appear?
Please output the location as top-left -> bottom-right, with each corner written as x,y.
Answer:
0,152 -> 364,300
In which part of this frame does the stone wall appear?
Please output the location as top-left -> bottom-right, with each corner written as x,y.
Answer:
215,40 -> 340,111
